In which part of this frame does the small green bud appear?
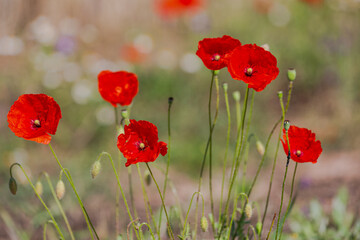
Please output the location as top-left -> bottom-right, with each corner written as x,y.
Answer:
233,91 -> 241,102
144,169 -> 151,186
35,180 -> 43,196
223,83 -> 228,91
9,177 -> 17,195
200,216 -> 208,232
91,160 -> 102,179
245,203 -> 252,219
277,91 -> 283,98
255,222 -> 262,235
287,68 -> 296,81
256,140 -> 265,156
284,120 -> 290,131
56,180 -> 65,200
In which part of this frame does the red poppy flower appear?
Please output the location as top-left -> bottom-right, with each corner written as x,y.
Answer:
156,0 -> 203,18
7,94 -> 62,144
196,35 -> 241,70
98,70 -> 139,107
281,125 -> 322,164
117,120 -> 168,167
226,44 -> 279,91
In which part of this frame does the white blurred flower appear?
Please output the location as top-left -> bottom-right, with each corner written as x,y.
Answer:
156,49 -> 177,70
71,80 -> 93,104
180,53 -> 201,73
268,3 -> 291,27
43,70 -> 63,89
0,36 -> 24,56
29,16 -> 57,45
96,105 -> 115,125
133,34 -> 153,54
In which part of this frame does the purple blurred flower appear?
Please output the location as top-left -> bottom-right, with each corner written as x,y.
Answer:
299,177 -> 312,189
56,35 -> 76,55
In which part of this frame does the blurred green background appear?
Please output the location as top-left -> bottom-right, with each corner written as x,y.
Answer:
0,0 -> 359,239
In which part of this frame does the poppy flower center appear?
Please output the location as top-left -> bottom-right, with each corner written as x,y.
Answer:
33,119 -> 41,128
295,150 -> 302,157
245,67 -> 253,76
139,142 -> 146,150
212,54 -> 221,61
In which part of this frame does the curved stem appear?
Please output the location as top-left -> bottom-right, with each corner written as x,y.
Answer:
48,143 -> 98,240
42,172 -> 75,240
139,222 -> 156,240
219,83 -> 231,222
96,152 -> 139,238
159,97 -> 173,233
181,192 -> 205,238
10,163 -> 64,239
227,193 -> 249,240
146,163 -> 175,240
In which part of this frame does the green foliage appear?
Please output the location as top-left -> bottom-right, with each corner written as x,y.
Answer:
283,188 -> 360,240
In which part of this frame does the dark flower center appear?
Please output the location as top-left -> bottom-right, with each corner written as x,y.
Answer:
245,67 -> 253,76
212,54 -> 221,61
33,119 -> 41,128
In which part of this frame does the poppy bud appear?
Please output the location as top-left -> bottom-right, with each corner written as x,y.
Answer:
284,120 -> 290,131
232,91 -> 241,102
144,169 -> 151,186
200,216 -> 208,232
256,140 -> 265,156
91,160 -> 102,179
35,180 -> 43,196
245,203 -> 252,219
223,83 -> 228,91
277,91 -> 283,99
168,97 -> 174,104
9,177 -> 17,195
56,180 -> 65,200
121,110 -> 128,119
255,222 -> 262,235
287,68 -> 296,81
261,44 -> 270,51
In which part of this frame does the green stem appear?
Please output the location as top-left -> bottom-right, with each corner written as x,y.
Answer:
96,152 -> 139,238
266,213 -> 277,240
159,97 -> 173,233
42,172 -> 75,240
48,143 -> 98,240
227,193 -> 249,240
279,162 -> 298,239
139,222 -> 156,240
181,192 -> 205,238
114,107 -> 121,237
219,83 -> 231,222
10,163 -> 64,239
146,163 -> 175,240
224,86 -> 250,222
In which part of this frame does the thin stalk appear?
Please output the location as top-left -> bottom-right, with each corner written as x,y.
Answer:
275,129 -> 291,240
139,222 -> 156,240
96,152 -> 139,238
219,83 -> 231,221
128,166 -> 137,218
136,164 -> 159,236
159,97 -> 173,233
10,163 -> 64,239
181,192 -> 205,238
266,213 -> 277,240
224,86 -> 250,221
279,162 -> 298,239
42,172 -> 75,240
146,163 -> 175,240
227,193 -> 249,240
114,107 -> 121,237
261,81 -> 294,238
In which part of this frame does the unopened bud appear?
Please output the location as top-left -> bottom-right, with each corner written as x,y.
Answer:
91,160 -> 102,179
200,216 -> 208,232
9,177 -> 17,195
256,222 -> 262,235
284,120 -> 290,131
277,91 -> 283,99
168,97 -> 174,105
56,180 -> 65,200
233,91 -> 240,102
144,170 -> 151,186
35,180 -> 43,196
121,110 -> 128,119
256,140 -> 265,156
261,44 -> 270,51
223,83 -> 228,91
245,203 -> 253,219
287,68 -> 296,81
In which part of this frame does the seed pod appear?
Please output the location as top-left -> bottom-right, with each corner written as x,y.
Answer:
256,140 -> 265,156
284,120 -> 290,131
35,180 -> 43,196
256,222 -> 262,235
245,203 -> 253,219
200,216 -> 208,232
232,91 -> 241,102
56,180 -> 65,200
9,177 -> 17,195
91,160 -> 102,179
287,68 -> 296,81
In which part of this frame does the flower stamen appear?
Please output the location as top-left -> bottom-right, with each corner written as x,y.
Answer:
245,67 -> 253,76
295,150 -> 302,157
212,54 -> 221,61
139,142 -> 145,150
33,119 -> 41,128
